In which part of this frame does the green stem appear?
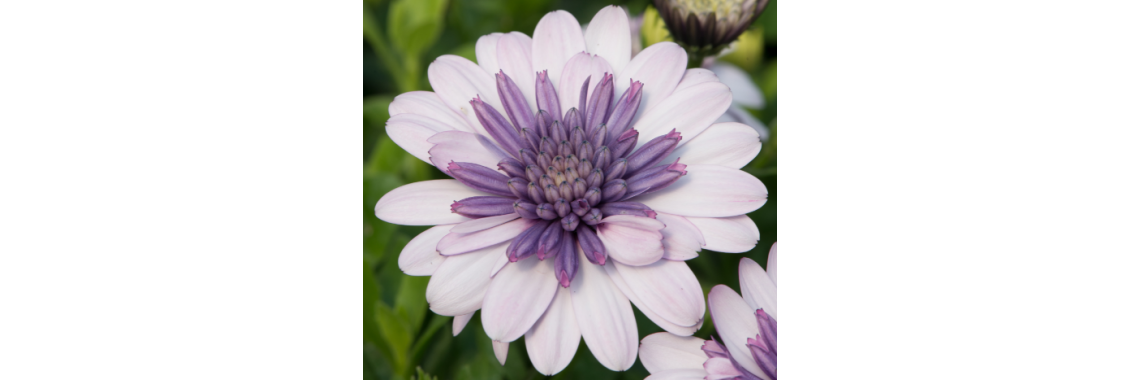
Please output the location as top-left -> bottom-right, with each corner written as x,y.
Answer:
364,4 -> 417,92
687,52 -> 706,69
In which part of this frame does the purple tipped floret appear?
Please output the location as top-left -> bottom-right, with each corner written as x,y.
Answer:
514,201 -> 539,219
560,213 -> 579,231
507,178 -> 529,201
563,107 -> 582,131
582,208 -> 603,225
499,158 -> 526,178
605,159 -> 628,182
507,221 -> 547,262
601,179 -> 628,201
749,309 -> 778,380
554,230 -> 578,287
536,202 -> 557,220
624,129 -> 681,175
584,73 -> 614,136
623,160 -> 687,200
536,221 -> 563,260
610,129 -> 639,159
605,80 -> 644,144
447,161 -> 513,198
496,70 -> 535,132
577,227 -> 606,265
450,196 -> 516,218
470,96 -> 524,156
535,70 -> 562,124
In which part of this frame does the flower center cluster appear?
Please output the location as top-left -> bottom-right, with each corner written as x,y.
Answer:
447,68 -> 687,288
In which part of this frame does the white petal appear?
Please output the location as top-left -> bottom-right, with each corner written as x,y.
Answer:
767,242 -> 777,285
739,257 -> 777,319
493,340 -> 509,365
661,122 -> 761,169
490,253 -> 509,278
606,261 -> 702,336
427,55 -> 503,138
426,130 -> 510,173
686,215 -> 760,253
638,332 -> 707,373
437,218 -> 535,256
631,165 -> 767,218
704,357 -> 747,380
425,242 -> 507,316
645,369 -> 708,380
453,312 -> 474,336
385,113 -> 458,164
673,68 -> 719,92
707,285 -> 763,378
398,224 -> 452,276
596,215 -> 665,266
482,255 -> 559,342
710,62 -> 764,109
631,81 -> 732,150
532,10 -> 586,86
558,52 -> 614,115
610,260 -> 704,327
656,213 -> 704,261
716,106 -> 769,141
450,213 -> 520,234
525,287 -> 581,375
388,91 -> 473,133
584,6 -> 631,74
570,248 -> 638,371
375,180 -> 483,226
497,31 -> 537,109
476,33 -> 504,74
615,42 -> 687,120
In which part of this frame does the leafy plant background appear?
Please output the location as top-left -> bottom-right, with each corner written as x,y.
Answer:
364,0 -> 775,378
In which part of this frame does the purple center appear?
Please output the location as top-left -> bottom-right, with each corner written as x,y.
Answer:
446,68 -> 688,287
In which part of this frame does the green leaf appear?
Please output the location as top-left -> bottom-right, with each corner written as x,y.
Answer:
387,0 -> 448,60
363,96 -> 393,126
394,251 -> 430,333
363,261 -> 382,346
367,135 -> 407,176
375,301 -> 412,375
413,367 -> 439,380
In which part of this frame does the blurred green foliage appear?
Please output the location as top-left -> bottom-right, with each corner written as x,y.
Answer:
365,1 -> 775,379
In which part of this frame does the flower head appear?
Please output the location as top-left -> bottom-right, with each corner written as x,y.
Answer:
377,5 -> 768,376
639,243 -> 777,380
653,0 -> 770,58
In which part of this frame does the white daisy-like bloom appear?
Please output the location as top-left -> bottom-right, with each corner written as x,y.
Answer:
376,5 -> 768,375
639,243 -> 777,380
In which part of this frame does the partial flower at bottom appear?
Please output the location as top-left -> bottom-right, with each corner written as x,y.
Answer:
639,243 -> 777,380
375,5 -> 768,376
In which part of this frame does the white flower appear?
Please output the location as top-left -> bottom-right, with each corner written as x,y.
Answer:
376,5 -> 768,375
639,243 -> 777,380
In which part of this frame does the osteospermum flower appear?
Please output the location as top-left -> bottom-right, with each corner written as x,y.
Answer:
376,5 -> 768,375
639,243 -> 777,380
653,0 -> 770,59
